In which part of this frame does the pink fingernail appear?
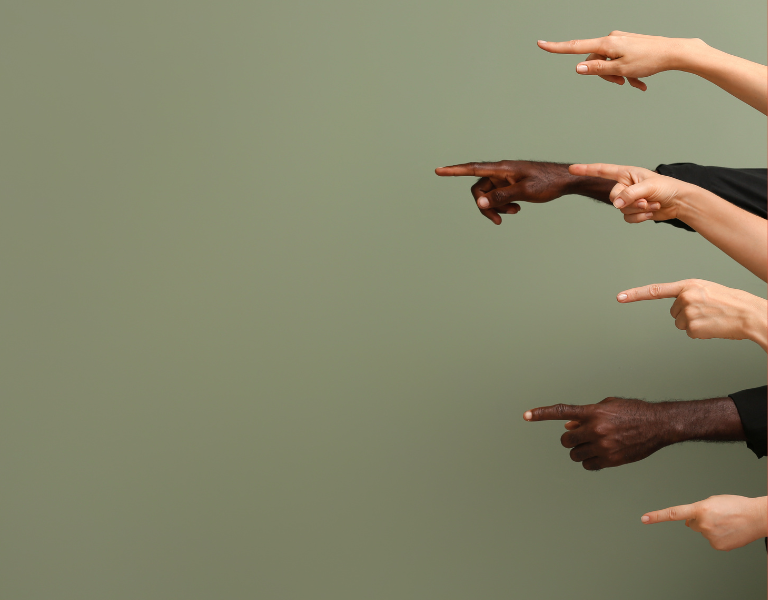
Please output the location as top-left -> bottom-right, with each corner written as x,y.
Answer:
613,199 -> 625,209
641,516 -> 650,523
576,64 -> 588,74
618,293 -> 628,301
478,197 -> 490,208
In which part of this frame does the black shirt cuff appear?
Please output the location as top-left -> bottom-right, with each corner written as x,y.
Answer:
729,386 -> 767,459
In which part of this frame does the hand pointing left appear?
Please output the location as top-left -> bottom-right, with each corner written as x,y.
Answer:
616,279 -> 767,351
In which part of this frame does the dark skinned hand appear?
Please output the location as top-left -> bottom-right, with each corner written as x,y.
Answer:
523,398 -> 670,471
435,161 -> 572,225
435,160 -> 627,224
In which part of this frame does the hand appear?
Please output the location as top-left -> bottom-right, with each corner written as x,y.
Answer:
538,32 -> 704,91
569,163 -> 693,223
435,161 -> 615,225
617,279 -> 768,350
642,495 -> 768,551
435,161 -> 566,225
572,163 -> 768,282
523,398 -> 672,470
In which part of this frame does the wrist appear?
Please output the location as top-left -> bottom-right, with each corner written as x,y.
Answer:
748,497 -> 768,541
741,298 -> 768,350
650,402 -> 690,447
670,182 -> 713,227
563,169 -> 615,203
672,38 -> 716,75
656,398 -> 746,445
658,402 -> 690,445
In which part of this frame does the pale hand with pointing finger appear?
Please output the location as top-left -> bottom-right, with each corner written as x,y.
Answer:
642,495 -> 768,551
569,163 -> 692,223
538,32 -> 768,114
538,31 -> 696,91
570,162 -> 768,281
617,279 -> 768,351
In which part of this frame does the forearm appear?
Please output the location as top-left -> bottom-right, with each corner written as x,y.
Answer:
677,188 -> 768,281
678,41 -> 768,114
658,398 -> 746,445
557,166 -> 615,203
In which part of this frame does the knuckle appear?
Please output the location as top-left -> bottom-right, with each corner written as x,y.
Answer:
668,508 -> 678,520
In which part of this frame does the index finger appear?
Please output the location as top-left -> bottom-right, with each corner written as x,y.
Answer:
569,163 -> 625,181
538,38 -> 605,55
436,163 -> 506,178
617,281 -> 688,303
641,503 -> 697,524
524,404 -> 586,422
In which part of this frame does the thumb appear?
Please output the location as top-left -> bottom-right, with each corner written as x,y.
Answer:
477,184 -> 523,209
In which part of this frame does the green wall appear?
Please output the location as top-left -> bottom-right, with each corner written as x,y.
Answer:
1,1 -> 766,598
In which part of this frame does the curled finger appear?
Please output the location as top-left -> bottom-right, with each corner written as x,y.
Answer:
623,212 -> 655,224
471,178 -> 501,225
586,53 -> 624,85
621,200 -> 662,215
569,443 -> 598,463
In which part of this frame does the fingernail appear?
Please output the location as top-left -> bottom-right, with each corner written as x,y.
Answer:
645,212 -> 654,219
523,411 -> 532,421
613,198 -> 625,209
641,515 -> 650,523
538,40 -> 547,44
477,197 -> 490,208
617,293 -> 628,301
576,64 -> 588,74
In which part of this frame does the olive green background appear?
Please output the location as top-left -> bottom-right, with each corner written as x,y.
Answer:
1,1 -> 766,598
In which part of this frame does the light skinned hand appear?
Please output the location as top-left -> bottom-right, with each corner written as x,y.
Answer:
642,495 -> 768,551
617,279 -> 768,351
569,163 -> 686,222
571,162 -> 768,281
538,31 -> 698,91
539,31 -> 768,114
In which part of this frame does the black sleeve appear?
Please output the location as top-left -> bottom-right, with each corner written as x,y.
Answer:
729,386 -> 767,459
654,163 -> 767,232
